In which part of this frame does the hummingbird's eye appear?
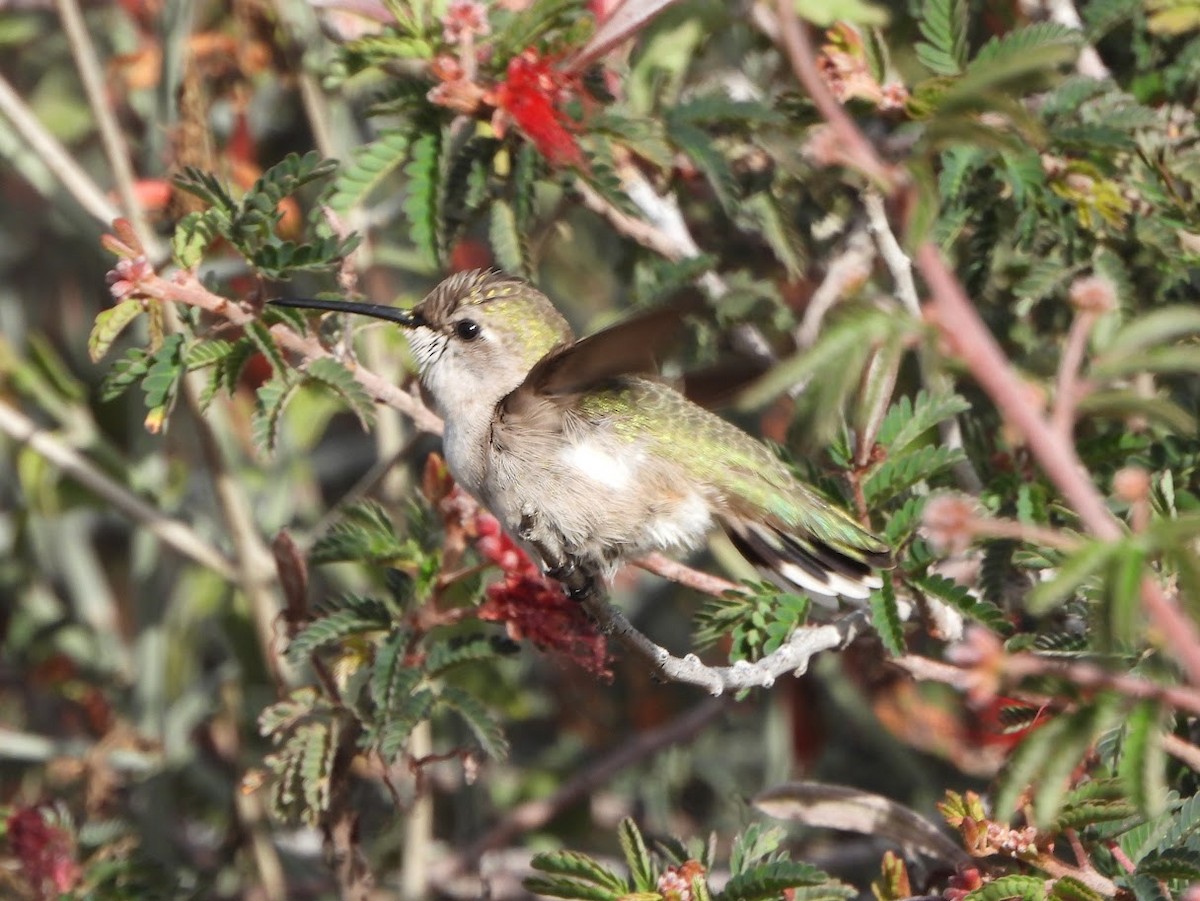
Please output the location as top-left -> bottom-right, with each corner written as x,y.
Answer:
455,319 -> 481,341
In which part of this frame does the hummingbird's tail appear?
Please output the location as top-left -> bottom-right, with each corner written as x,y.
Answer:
724,518 -> 889,602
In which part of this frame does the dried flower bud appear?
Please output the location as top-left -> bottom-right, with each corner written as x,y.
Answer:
922,493 -> 982,555
441,0 -> 489,44
1113,466 -> 1150,503
1068,274 -> 1117,314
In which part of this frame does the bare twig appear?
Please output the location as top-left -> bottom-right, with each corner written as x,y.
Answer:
795,224 -> 874,349
772,0 -> 898,189
55,0 -> 161,257
435,696 -> 726,880
0,71 -> 121,227
635,552 -> 740,596
575,178 -> 688,261
861,191 -> 982,490
583,593 -> 868,695
0,399 -> 237,580
894,652 -> 1200,718
1162,733 -> 1200,772
1050,309 -> 1098,439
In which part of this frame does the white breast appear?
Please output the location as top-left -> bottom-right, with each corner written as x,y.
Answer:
558,439 -> 636,491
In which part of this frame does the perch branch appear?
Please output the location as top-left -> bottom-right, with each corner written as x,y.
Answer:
583,594 -> 868,696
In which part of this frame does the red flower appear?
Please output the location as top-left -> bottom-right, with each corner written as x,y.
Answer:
473,512 -> 611,677
493,49 -> 586,169
6,805 -> 80,899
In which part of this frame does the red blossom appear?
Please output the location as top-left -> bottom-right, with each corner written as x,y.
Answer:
6,805 -> 80,899
493,49 -> 586,169
472,511 -> 611,677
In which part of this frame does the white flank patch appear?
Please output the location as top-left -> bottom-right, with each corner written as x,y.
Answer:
560,440 -> 635,491
647,493 -> 712,549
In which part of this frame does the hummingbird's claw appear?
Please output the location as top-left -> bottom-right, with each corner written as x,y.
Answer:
546,559 -> 600,602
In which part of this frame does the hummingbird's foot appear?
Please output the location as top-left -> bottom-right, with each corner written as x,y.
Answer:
546,560 -> 601,602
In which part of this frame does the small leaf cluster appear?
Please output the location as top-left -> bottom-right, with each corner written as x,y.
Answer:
526,818 -> 854,901
173,151 -> 359,277
259,500 -> 509,826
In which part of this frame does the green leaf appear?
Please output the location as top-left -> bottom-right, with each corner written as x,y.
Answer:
739,192 -> 806,279
915,0 -> 967,76
521,877 -> 620,901
88,299 -> 144,362
173,166 -> 238,213
876,391 -> 972,457
141,333 -> 185,410
1137,849 -> 1200,882
309,501 -> 410,564
617,818 -> 656,892
716,861 -> 847,901
964,875 -> 1045,901
1098,306 -> 1200,360
793,0 -> 889,28
370,628 -> 420,713
863,444 -> 966,506
1025,541 -> 1124,615
489,198 -> 526,277
729,823 -> 786,876
972,22 -> 1081,67
404,130 -> 443,267
171,209 -> 225,269
738,308 -> 905,410
99,348 -> 151,402
375,687 -> 434,761
437,685 -> 509,760
669,121 -> 740,215
287,596 -> 393,658
184,338 -> 236,370
1120,700 -> 1168,818
329,129 -> 410,214
303,356 -> 376,430
914,574 -> 1010,634
1077,391 -> 1197,433
869,578 -> 905,656
424,635 -> 499,677
1091,345 -> 1200,380
244,319 -> 289,380
251,377 -> 301,455
528,851 -> 627,891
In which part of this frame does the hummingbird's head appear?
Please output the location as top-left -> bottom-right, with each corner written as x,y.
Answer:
272,270 -> 573,419
404,269 -> 573,416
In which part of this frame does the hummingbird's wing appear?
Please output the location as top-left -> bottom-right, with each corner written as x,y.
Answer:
514,297 -> 701,403
592,379 -> 891,600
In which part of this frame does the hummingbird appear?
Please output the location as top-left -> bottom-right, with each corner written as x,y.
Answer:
272,270 -> 891,602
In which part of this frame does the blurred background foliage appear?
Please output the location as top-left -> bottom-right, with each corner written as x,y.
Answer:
2,0 -> 1200,898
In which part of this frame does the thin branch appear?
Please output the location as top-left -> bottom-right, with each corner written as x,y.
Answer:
582,592 -> 867,695
862,190 -> 982,491
771,0 -> 898,189
1050,309 -> 1098,440
795,224 -> 874,349
435,696 -> 726,879
635,552 -> 740,597
575,178 -> 688,261
0,70 -> 120,227
55,0 -> 161,257
0,398 -> 237,580
894,652 -> 1200,718
1162,733 -> 1200,772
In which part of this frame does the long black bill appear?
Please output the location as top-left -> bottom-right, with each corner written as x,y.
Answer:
269,297 -> 422,327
